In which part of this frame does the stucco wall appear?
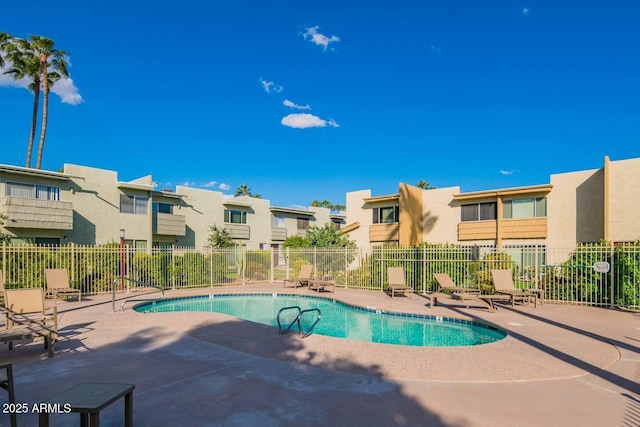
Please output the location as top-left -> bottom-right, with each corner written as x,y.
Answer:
422,186 -> 460,244
548,167 -> 603,247
65,164 -> 153,245
607,157 -> 640,242
345,189 -> 373,252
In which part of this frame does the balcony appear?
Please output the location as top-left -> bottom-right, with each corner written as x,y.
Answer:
152,213 -> 186,236
224,224 -> 250,240
458,220 -> 497,241
271,227 -> 287,241
1,196 -> 73,230
369,223 -> 399,242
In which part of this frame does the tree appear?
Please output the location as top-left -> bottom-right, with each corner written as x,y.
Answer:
30,35 -> 68,169
310,199 -> 346,211
0,32 -> 11,66
416,180 -> 435,190
282,235 -> 310,248
0,213 -> 11,243
234,184 -> 261,198
284,223 -> 355,248
1,34 -> 68,169
207,224 -> 235,248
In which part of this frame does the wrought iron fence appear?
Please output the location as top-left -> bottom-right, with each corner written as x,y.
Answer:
1,242 -> 639,309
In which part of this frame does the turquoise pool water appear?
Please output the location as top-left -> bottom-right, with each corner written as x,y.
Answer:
134,294 -> 506,347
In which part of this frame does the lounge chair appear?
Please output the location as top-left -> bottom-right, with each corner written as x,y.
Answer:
283,264 -> 313,288
386,267 -> 413,298
427,290 -> 511,312
45,268 -> 82,301
1,288 -> 58,357
491,269 -> 538,307
433,273 -> 481,294
308,273 -> 336,293
427,272 -> 513,312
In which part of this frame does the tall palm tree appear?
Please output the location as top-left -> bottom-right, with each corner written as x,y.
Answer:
3,37 -> 42,168
2,35 -> 67,169
30,35 -> 68,169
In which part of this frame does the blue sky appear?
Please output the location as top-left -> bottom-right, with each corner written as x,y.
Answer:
2,1 -> 639,208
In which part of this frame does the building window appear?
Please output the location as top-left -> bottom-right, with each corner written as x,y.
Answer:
120,194 -> 148,214
224,209 -> 247,224
6,182 -> 60,200
461,202 -> 496,222
153,202 -> 173,214
372,206 -> 399,224
503,198 -> 546,219
297,217 -> 309,230
34,237 -> 61,246
331,219 -> 341,230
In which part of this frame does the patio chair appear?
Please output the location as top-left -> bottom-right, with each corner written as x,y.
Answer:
425,273 -> 509,312
283,264 -> 313,288
491,269 -> 538,307
386,267 -> 413,298
45,269 -> 82,301
1,288 -> 58,357
433,273 -> 481,295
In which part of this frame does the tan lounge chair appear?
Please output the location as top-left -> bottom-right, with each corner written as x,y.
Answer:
433,273 -> 481,294
491,269 -> 538,307
284,264 -> 313,288
386,267 -> 413,298
1,288 -> 58,357
45,269 -> 82,301
425,274 -> 508,312
308,273 -> 336,293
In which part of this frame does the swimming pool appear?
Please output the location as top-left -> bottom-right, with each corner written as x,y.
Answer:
134,293 -> 506,347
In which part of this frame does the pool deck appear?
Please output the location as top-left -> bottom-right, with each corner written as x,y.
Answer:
1,283 -> 639,426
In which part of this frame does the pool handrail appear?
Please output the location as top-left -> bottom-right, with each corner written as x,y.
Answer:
277,306 -> 322,338
112,276 -> 165,312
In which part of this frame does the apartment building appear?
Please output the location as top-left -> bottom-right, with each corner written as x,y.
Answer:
344,156 -> 640,252
0,163 -> 342,251
0,164 -> 73,245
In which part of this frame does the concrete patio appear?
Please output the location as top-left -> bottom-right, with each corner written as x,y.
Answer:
1,283 -> 639,426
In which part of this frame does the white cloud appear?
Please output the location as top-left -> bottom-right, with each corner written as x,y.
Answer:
500,169 -> 519,176
521,7 -> 531,16
51,77 -> 83,105
281,113 -> 340,129
181,181 -> 195,187
0,61 -> 83,105
219,183 -> 231,191
203,181 -> 217,188
283,99 -> 311,110
303,26 -> 340,51
259,78 -> 283,94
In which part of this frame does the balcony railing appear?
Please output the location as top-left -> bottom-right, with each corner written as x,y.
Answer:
1,196 -> 72,230
152,213 -> 186,236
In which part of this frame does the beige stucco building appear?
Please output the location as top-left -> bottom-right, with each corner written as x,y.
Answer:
0,162 -> 343,252
2,156 -> 638,254
344,156 -> 640,252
